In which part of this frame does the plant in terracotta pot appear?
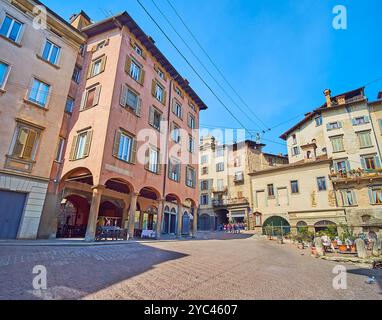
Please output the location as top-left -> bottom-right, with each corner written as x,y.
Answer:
264,225 -> 273,240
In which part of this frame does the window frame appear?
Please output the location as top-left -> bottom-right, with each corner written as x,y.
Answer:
41,39 -> 61,65
9,123 -> 41,161
186,166 -> 196,188
54,137 -> 65,163
330,135 -> 345,153
0,14 -> 23,43
267,184 -> 275,197
168,157 -> 181,182
0,60 -> 11,90
27,77 -> 51,108
317,176 -> 327,192
291,180 -> 299,194
357,130 -> 373,149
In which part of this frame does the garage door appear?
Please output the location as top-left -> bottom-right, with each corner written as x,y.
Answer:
0,190 -> 27,239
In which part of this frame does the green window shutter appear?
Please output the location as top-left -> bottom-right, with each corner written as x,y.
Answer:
125,55 -> 132,74
79,91 -> 87,110
100,55 -> 107,73
130,138 -> 137,164
136,98 -> 142,117
93,85 -> 101,107
368,188 -> 374,204
375,156 -> 381,168
139,69 -> 145,85
23,130 -> 37,160
120,84 -> 128,107
69,135 -> 78,160
144,148 -> 150,170
360,157 -> 367,170
149,106 -> 154,126
151,80 -> 156,97
83,130 -> 93,157
352,190 -> 358,205
113,130 -> 121,157
162,89 -> 167,106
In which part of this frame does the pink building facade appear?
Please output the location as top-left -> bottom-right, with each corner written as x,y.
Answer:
39,12 -> 207,241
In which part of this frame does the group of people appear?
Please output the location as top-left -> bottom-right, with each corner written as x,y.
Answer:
222,223 -> 246,234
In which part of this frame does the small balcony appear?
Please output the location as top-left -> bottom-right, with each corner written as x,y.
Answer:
226,197 -> 249,206
329,169 -> 382,184
212,186 -> 228,193
233,172 -> 244,183
212,199 -> 227,207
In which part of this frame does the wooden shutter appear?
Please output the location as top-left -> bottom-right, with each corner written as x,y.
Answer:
139,69 -> 145,85
93,85 -> 101,107
129,37 -> 135,48
141,50 -> 147,60
136,98 -> 142,117
100,55 -> 107,73
172,100 -> 176,114
87,62 -> 93,79
83,130 -> 93,157
149,106 -> 154,126
91,45 -> 97,53
120,84 -> 128,107
157,150 -> 162,174
144,147 -> 150,170
125,55 -> 132,74
130,138 -> 137,164
151,80 -> 156,97
162,89 -> 167,105
80,91 -> 87,110
69,135 -> 78,160
113,130 -> 121,157
22,130 -> 37,160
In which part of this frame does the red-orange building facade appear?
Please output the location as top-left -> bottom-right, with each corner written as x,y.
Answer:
38,11 -> 207,240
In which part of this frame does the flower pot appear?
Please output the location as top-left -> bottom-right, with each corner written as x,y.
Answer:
350,244 -> 357,253
332,241 -> 338,248
339,244 -> 347,252
311,246 -> 318,256
298,243 -> 305,250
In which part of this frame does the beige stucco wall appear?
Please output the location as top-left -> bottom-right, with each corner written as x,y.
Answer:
251,161 -> 346,229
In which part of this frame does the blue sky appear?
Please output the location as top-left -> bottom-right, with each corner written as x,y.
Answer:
44,0 -> 382,154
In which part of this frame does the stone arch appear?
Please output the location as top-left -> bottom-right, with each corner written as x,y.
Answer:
263,216 -> 291,236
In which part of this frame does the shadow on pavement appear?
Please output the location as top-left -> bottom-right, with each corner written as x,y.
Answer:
0,242 -> 187,300
347,268 -> 382,295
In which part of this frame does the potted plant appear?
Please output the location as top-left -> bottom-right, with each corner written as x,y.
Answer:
264,225 -> 273,240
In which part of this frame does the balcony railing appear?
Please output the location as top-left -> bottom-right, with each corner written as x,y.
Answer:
212,186 -> 228,193
329,169 -> 382,183
212,199 -> 227,207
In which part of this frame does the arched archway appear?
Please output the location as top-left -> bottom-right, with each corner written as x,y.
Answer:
215,208 -> 229,228
162,205 -> 177,235
182,210 -> 190,235
314,220 -> 337,233
296,221 -> 308,233
263,216 -> 291,236
57,194 -> 90,238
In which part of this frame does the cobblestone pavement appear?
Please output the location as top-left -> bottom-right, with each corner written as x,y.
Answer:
0,234 -> 381,300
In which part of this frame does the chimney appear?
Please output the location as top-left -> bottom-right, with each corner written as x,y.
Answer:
323,89 -> 332,107
70,11 -> 92,31
378,91 -> 382,100
148,36 -> 155,44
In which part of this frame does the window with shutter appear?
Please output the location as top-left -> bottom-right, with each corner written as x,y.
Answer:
358,131 -> 373,148
330,136 -> 345,152
186,166 -> 196,188
114,130 -> 133,163
72,130 -> 92,160
11,126 -> 40,160
149,106 -> 162,131
168,158 -> 181,182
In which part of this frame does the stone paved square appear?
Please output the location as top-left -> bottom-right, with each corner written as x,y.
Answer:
0,235 -> 381,300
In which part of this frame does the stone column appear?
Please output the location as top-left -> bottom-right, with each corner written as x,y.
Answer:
156,199 -> 165,239
177,203 -> 183,238
192,206 -> 198,238
128,192 -> 138,239
85,185 -> 104,242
